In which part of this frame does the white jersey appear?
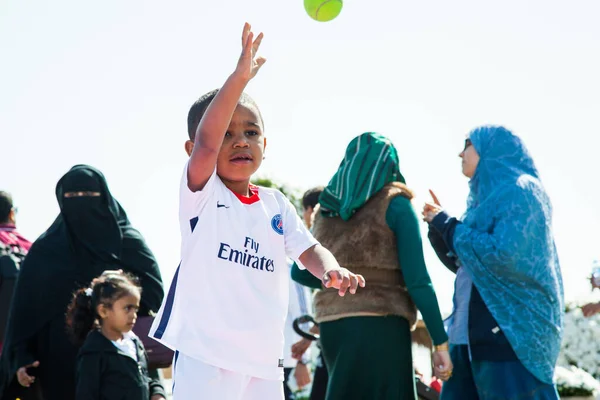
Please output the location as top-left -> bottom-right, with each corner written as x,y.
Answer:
150,165 -> 318,380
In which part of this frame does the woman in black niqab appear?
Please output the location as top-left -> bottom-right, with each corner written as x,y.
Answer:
0,165 -> 164,400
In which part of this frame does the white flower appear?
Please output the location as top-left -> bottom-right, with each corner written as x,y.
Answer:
558,302 -> 600,385
85,288 -> 93,297
555,365 -> 600,396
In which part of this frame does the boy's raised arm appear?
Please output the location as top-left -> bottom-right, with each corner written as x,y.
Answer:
187,23 -> 266,192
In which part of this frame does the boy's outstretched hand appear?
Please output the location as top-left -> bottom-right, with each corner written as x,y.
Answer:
299,245 -> 366,296
323,268 -> 366,297
235,23 -> 266,82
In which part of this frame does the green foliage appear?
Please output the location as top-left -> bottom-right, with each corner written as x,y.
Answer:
252,176 -> 303,213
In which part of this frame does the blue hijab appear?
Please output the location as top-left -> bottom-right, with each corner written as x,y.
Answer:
453,126 -> 564,384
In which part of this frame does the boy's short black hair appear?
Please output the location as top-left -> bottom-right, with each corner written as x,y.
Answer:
302,186 -> 324,210
186,89 -> 264,140
0,191 -> 13,224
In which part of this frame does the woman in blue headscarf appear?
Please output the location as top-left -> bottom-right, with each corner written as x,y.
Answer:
423,126 -> 563,399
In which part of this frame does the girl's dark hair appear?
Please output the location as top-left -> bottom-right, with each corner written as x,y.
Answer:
66,272 -> 141,346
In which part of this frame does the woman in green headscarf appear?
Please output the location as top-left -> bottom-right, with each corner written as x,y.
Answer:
292,132 -> 451,399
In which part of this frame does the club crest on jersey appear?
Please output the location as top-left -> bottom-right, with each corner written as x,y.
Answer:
271,214 -> 283,235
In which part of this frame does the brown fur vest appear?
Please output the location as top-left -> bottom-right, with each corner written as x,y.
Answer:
312,182 -> 418,328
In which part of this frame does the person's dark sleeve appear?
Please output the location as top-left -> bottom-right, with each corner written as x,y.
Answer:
120,234 -> 165,316
75,354 -> 101,400
291,262 -> 322,290
13,341 -> 36,370
386,196 -> 448,345
429,211 -> 460,254
427,227 -> 459,274
148,367 -> 166,399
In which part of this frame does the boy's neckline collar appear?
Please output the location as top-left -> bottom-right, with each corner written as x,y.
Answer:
229,184 -> 260,205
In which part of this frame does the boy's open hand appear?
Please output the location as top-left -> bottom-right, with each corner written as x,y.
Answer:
323,268 -> 366,296
235,23 -> 266,82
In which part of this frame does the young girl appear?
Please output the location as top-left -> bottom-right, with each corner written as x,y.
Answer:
66,272 -> 166,400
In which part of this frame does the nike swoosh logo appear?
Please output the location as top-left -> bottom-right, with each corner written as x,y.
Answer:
217,202 -> 229,209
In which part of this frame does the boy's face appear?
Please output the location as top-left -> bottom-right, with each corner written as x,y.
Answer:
186,104 -> 266,184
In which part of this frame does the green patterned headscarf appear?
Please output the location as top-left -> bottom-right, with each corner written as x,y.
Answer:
319,132 -> 405,221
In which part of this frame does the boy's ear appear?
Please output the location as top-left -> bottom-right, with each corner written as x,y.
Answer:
185,140 -> 194,157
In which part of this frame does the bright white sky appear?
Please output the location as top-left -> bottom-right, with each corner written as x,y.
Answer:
1,0 -> 599,314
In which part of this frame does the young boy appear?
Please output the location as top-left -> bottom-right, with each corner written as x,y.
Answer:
150,24 -> 365,400
300,186 -> 324,229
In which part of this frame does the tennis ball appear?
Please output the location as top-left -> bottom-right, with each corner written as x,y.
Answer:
304,0 -> 343,22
